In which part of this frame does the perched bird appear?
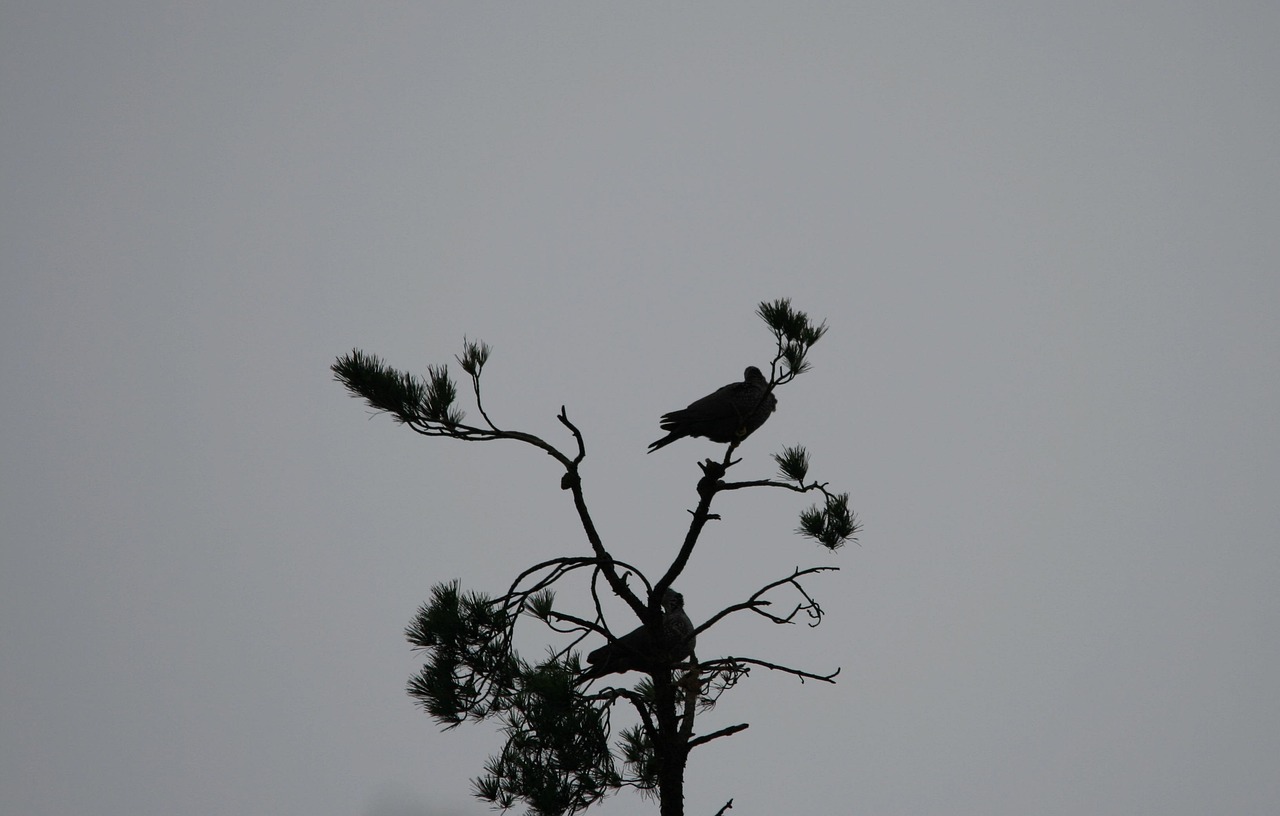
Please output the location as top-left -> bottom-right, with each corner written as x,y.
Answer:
581,589 -> 695,681
648,366 -> 777,453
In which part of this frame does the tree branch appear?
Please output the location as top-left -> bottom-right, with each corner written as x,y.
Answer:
712,799 -> 735,816
402,419 -> 575,467
688,724 -> 749,751
563,469 -> 647,620
700,657 -> 841,684
557,406 -> 587,465
695,566 -> 839,636
653,457 -> 731,605
716,477 -> 827,493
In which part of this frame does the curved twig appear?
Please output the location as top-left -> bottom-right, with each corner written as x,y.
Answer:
557,407 -> 587,465
695,566 -> 838,636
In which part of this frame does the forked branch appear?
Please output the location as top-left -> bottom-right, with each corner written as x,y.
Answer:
696,566 -> 838,636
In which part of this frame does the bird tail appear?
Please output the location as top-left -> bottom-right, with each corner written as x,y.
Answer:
647,433 -> 679,453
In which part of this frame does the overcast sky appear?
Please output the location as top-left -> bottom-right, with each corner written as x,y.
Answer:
3,3 -> 1279,815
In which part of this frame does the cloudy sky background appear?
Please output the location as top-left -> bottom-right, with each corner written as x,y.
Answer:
3,3 -> 1278,815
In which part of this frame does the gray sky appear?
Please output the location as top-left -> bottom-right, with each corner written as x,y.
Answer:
3,3 -> 1279,815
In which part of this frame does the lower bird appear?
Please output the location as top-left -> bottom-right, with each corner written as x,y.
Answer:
580,589 -> 695,681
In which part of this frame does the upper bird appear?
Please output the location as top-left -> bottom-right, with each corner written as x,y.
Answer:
648,366 -> 777,453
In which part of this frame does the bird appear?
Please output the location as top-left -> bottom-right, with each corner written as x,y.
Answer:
648,366 -> 777,453
580,589 -> 695,681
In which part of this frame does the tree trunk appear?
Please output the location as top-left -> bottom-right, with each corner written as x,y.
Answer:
654,671 -> 689,816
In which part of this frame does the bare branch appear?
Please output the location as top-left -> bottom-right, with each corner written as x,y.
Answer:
544,610 -> 604,635
475,555 -> 655,670
712,799 -> 735,816
700,656 -> 841,684
403,418 -> 576,467
557,406 -> 587,465
653,457 -> 732,603
717,477 -> 827,493
695,566 -> 839,636
498,556 -> 649,609
499,556 -> 596,602
688,724 -> 750,751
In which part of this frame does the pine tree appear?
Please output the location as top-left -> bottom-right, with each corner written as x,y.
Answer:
332,299 -> 859,816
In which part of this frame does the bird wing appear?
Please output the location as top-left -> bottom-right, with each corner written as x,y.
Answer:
659,381 -> 745,429
585,624 -> 653,677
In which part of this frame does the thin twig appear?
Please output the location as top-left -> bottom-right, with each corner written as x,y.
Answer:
557,406 -> 587,464
695,566 -> 839,636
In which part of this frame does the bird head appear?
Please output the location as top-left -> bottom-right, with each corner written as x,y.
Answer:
660,588 -> 684,612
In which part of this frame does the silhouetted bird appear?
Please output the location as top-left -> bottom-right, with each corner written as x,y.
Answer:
581,589 -> 695,681
648,366 -> 777,453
